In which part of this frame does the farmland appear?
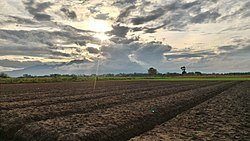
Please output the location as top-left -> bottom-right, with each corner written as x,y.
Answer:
0,80 -> 249,141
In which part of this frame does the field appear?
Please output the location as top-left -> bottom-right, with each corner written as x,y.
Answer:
0,80 -> 249,141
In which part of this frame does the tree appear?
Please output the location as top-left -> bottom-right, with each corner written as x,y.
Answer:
181,66 -> 187,74
0,72 -> 9,78
23,74 -> 33,78
148,67 -> 158,76
195,72 -> 202,75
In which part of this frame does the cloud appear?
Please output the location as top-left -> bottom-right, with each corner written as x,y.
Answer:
0,29 -> 94,48
60,7 -> 77,19
218,45 -> 237,51
86,47 -> 100,54
108,24 -> 129,38
115,5 -> 136,23
130,42 -> 172,67
113,0 -> 135,5
112,0 -> 216,33
191,11 -> 221,23
220,1 -> 250,20
131,7 -> 165,25
99,41 -> 171,73
0,15 -> 36,25
23,0 -> 53,21
165,51 -> 216,60
0,59 -> 43,69
95,13 -> 109,20
100,43 -> 145,73
33,13 -> 51,21
0,0 -> 250,75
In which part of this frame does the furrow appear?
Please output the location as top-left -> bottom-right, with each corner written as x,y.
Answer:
11,82 -> 238,141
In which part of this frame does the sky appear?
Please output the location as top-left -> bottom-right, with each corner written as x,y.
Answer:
0,0 -> 250,76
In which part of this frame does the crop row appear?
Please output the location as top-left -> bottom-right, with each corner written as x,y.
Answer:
0,81 -> 222,139
0,81 -> 196,102
2,82 -> 238,141
0,81 -> 219,110
130,81 -> 249,141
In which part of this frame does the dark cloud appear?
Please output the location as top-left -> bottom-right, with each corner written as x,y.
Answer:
181,1 -> 200,9
45,42 -> 53,47
33,13 -> 51,21
130,42 -> 172,66
0,29 -> 95,48
0,45 -> 51,57
87,3 -> 103,13
218,45 -> 237,51
0,28 -> 99,59
67,59 -> 91,65
0,59 -> 43,68
131,7 -> 165,25
223,44 -> 250,56
86,47 -> 100,54
221,1 -> 250,20
165,50 -> 216,60
108,24 -> 141,44
51,51 -> 71,57
56,23 -> 94,33
116,5 -> 136,23
113,0 -> 225,32
240,44 -> 250,52
100,43 -> 144,73
113,0 -> 135,5
75,41 -> 86,46
60,7 -> 77,19
23,0 -> 53,21
2,15 -> 36,24
0,44 -> 72,58
100,41 -> 171,73
191,11 -> 221,23
95,13 -> 109,20
144,22 -> 168,33
35,2 -> 52,12
109,24 -> 129,38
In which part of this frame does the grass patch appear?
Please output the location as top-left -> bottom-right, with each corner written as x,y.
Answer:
0,76 -> 249,84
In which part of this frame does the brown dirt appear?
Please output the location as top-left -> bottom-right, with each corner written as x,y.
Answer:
0,80 -> 248,141
130,81 -> 250,141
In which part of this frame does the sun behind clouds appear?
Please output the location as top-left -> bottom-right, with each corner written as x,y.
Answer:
87,18 -> 112,41
87,18 -> 112,32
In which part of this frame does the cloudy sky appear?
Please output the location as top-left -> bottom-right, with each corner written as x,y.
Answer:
0,0 -> 250,76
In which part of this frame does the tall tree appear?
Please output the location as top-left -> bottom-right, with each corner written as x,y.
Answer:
0,72 -> 9,78
181,66 -> 187,74
148,67 -> 158,76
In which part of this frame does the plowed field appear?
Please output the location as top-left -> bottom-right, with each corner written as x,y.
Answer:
0,81 -> 249,141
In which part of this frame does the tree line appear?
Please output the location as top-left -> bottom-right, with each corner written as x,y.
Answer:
1,67 -> 250,78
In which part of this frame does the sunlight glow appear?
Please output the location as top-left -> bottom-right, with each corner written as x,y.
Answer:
94,33 -> 112,42
87,18 -> 112,33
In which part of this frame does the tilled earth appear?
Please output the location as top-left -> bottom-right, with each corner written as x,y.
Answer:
0,80 -> 249,141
